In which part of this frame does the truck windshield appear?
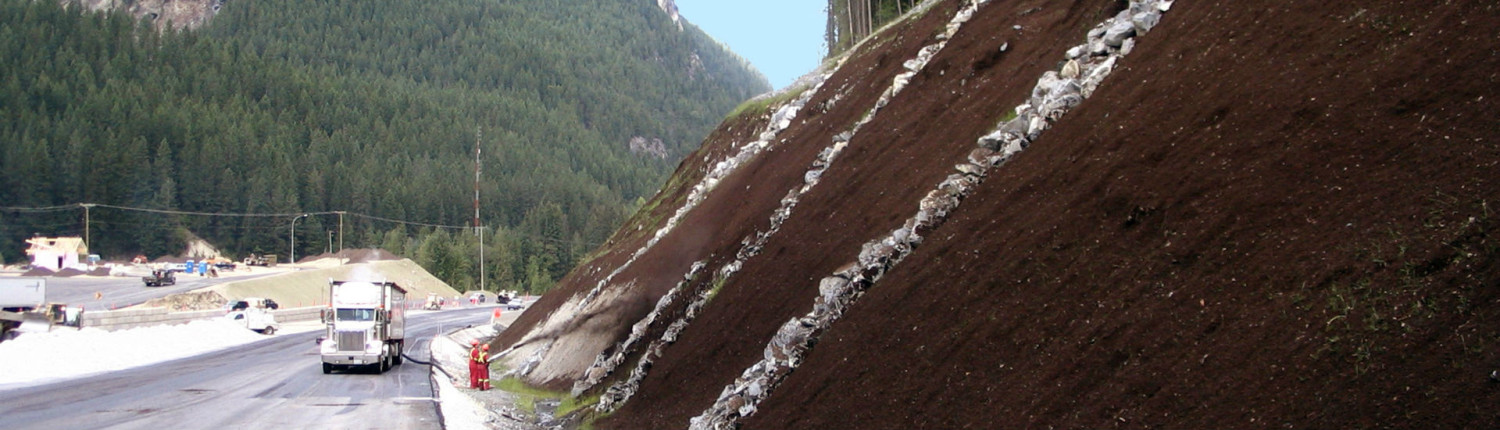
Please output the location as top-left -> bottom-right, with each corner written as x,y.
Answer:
335,309 -> 375,321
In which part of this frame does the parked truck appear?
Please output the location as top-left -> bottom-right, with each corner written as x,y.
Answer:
319,280 -> 406,374
224,297 -> 280,335
242,254 -> 277,267
142,269 -> 176,287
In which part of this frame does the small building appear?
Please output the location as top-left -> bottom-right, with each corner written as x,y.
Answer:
25,236 -> 88,272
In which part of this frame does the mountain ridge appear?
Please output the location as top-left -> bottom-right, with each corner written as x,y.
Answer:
0,0 -> 768,293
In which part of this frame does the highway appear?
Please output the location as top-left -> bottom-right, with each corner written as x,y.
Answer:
0,307 -> 500,430
30,268 -> 283,311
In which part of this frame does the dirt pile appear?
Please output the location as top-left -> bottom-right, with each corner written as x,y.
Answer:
142,291 -> 227,312
497,0 -> 1500,428
19,267 -> 53,277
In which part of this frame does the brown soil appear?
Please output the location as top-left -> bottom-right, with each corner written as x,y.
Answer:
53,268 -> 85,277
20,267 -> 54,277
746,1 -> 1500,429
510,0 -> 1500,428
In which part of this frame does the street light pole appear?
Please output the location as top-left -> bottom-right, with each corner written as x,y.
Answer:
290,214 -> 309,265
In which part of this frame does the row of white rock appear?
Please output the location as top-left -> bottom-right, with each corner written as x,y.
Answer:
497,53 -> 842,381
580,261 -> 701,406
688,1 -> 992,428
705,0 -> 976,357
580,66 -> 851,412
688,0 -> 1171,428
571,0 -> 953,413
573,81 -> 808,311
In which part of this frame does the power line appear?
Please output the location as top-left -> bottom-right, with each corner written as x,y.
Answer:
90,204 -> 339,218
345,212 -> 470,230
0,204 -> 79,213
2,203 -> 468,229
2,202 -> 593,246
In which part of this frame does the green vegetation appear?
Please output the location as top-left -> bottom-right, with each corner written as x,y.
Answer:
705,273 -> 730,302
493,375 -> 598,419
1314,192 -> 1495,375
0,0 -> 768,293
493,376 -> 553,415
726,86 -> 805,121
557,393 -> 603,421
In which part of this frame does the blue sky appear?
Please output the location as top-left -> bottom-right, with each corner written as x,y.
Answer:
674,0 -> 826,90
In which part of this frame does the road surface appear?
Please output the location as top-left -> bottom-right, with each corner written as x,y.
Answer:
0,307 -> 502,429
29,268 -> 284,311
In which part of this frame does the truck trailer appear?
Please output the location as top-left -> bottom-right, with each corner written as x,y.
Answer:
319,280 -> 406,374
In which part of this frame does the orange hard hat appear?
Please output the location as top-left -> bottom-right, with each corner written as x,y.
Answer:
471,340 -> 479,346
482,345 -> 490,351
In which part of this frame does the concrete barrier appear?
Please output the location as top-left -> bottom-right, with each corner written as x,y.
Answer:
80,308 -> 221,331
275,307 -> 322,323
81,306 -> 325,332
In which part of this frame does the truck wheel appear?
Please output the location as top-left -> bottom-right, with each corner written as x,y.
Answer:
262,326 -> 276,335
322,363 -> 332,374
393,341 -> 403,365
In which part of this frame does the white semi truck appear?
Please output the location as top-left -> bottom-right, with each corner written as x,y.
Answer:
319,280 -> 406,374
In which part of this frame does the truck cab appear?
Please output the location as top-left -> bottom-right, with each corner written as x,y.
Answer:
320,281 -> 406,374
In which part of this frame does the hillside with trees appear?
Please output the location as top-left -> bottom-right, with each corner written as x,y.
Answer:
0,0 -> 768,292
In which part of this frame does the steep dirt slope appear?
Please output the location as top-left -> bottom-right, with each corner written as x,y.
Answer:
744,0 -> 1500,428
602,0 -> 1131,427
499,0 -> 1500,428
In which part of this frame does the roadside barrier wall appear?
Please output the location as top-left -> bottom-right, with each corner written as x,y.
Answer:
81,306 -> 324,331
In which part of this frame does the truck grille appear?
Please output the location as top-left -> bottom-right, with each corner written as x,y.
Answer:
336,330 -> 366,351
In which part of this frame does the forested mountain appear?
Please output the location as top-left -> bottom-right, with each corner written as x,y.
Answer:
0,0 -> 769,292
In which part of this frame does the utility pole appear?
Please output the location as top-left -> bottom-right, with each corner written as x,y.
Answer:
474,127 -> 482,235
290,214 -> 309,265
479,227 -> 486,292
81,203 -> 94,248
475,127 -> 485,291
337,211 -> 344,255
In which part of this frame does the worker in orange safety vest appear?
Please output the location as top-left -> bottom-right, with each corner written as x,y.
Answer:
468,340 -> 482,389
478,344 -> 491,391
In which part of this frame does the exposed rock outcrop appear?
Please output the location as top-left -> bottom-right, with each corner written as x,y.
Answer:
65,0 -> 224,31
628,137 -> 669,160
656,0 -> 681,31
